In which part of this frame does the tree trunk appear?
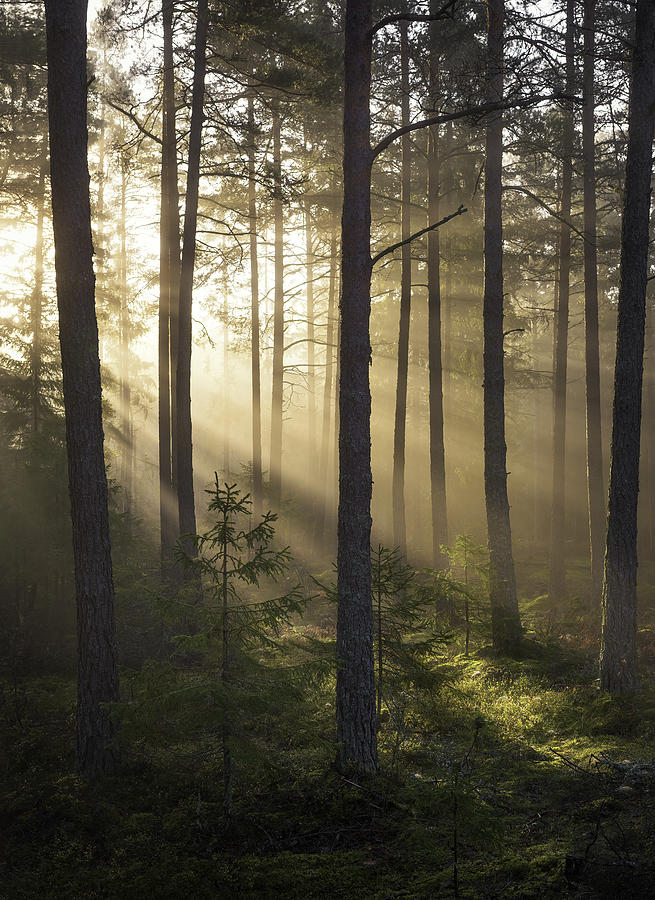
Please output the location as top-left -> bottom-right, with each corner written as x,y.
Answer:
600,0 -> 655,695
45,0 -> 119,778
483,0 -> 521,654
248,92 -> 263,517
392,19 -> 411,555
159,0 -> 179,563
31,130 -> 48,435
176,0 -> 209,543
583,0 -> 604,607
317,200 -> 338,541
337,0 -> 378,774
304,137 -> 316,466
427,8 -> 448,570
549,0 -> 575,605
119,154 -> 132,515
270,102 -> 284,505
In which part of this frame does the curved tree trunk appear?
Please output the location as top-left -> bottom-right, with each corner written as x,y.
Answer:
600,0 -> 655,694
45,0 -> 119,777
176,0 -> 209,543
483,0 -> 521,654
337,0 -> 378,774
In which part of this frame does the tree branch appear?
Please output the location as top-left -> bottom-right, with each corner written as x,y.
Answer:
368,0 -> 456,38
503,184 -> 586,240
104,98 -> 162,146
371,205 -> 466,267
372,93 -> 574,159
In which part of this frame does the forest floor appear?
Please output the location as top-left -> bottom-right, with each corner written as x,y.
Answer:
4,621 -> 655,897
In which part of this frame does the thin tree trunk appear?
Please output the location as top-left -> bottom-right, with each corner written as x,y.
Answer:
45,0 -> 119,777
483,0 -> 521,654
427,8 -> 448,569
600,0 -> 655,694
270,102 -> 284,504
176,0 -> 209,543
248,92 -> 263,517
392,19 -> 411,554
159,0 -> 179,563
336,0 -> 378,774
549,0 -> 575,605
223,278 -> 230,476
304,133 -> 316,465
317,200 -> 338,540
31,130 -> 48,435
583,0 -> 604,607
119,154 -> 131,514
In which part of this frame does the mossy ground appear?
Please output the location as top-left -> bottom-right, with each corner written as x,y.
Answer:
4,633 -> 655,898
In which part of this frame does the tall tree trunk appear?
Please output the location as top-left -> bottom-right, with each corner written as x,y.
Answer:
392,20 -> 411,554
45,0 -> 119,777
337,0 -> 378,774
269,102 -> 284,504
304,134 -> 316,466
176,0 -> 209,543
427,7 -> 448,569
223,278 -> 230,476
159,0 -> 179,563
248,93 -> 263,517
31,130 -> 48,435
119,154 -> 132,515
600,0 -> 655,695
317,200 -> 338,541
583,0 -> 604,607
483,0 -> 521,654
549,0 -> 575,605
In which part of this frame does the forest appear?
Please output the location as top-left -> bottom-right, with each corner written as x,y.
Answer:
3,0 -> 655,895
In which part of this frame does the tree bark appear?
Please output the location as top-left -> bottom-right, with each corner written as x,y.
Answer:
159,0 -> 179,563
269,102 -> 284,504
600,0 -> 655,695
176,0 -> 209,543
119,153 -> 132,515
427,7 -> 448,569
248,92 -> 263,517
483,0 -> 521,654
337,0 -> 378,774
304,135 -> 316,467
583,0 -> 604,607
392,19 -> 411,555
45,0 -> 119,777
549,0 -> 575,605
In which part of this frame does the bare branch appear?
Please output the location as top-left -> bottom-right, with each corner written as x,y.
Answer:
503,184 -> 586,240
104,98 -> 162,146
368,0 -> 456,38
372,93 -> 574,159
371,205 -> 466,266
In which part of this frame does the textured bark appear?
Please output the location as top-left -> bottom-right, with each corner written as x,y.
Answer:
427,7 -> 448,569
483,0 -> 521,654
549,0 -> 575,604
600,0 -> 655,695
176,0 -> 208,543
31,130 -> 48,434
583,0 -> 604,607
248,93 -> 263,517
45,0 -> 119,777
270,103 -> 284,504
337,0 -> 378,774
159,0 -> 179,563
392,20 -> 411,554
